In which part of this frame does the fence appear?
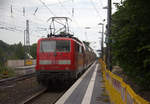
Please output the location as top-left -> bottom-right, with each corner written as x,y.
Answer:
99,59 -> 150,104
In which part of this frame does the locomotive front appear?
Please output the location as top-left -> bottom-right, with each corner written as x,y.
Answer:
36,38 -> 76,85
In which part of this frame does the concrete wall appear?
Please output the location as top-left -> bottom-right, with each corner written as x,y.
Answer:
7,60 -> 36,68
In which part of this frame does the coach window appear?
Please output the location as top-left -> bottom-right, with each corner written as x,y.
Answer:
82,47 -> 84,53
75,44 -> 79,52
79,46 -> 82,53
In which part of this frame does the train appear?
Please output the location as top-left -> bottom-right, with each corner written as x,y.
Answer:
35,34 -> 96,86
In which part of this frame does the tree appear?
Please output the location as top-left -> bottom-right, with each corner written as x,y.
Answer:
15,42 -> 25,59
0,49 -> 5,66
111,0 -> 150,89
30,43 -> 37,59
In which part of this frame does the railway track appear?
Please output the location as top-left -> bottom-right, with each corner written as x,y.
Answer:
0,72 -> 67,104
0,73 -> 36,87
19,80 -> 73,104
20,87 -> 66,104
20,87 -> 47,104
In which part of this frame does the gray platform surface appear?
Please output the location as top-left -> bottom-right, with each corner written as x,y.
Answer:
55,62 -> 110,104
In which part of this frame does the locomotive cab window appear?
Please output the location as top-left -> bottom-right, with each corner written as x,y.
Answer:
40,40 -> 56,52
40,40 -> 70,52
56,40 -> 70,52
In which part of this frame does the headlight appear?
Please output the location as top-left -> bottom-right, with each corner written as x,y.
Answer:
58,60 -> 71,65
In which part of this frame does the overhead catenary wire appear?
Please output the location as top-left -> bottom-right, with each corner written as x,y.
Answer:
4,0 -> 79,29
1,0 -> 100,40
12,6 -> 47,24
38,0 -> 56,17
0,19 -> 25,32
57,0 -> 72,16
0,12 -> 47,34
56,0 -> 76,34
0,0 -> 58,43
0,23 -> 23,32
89,0 -> 101,16
0,2 -> 48,33
68,0 -> 89,38
98,0 -> 104,8
33,7 -> 38,15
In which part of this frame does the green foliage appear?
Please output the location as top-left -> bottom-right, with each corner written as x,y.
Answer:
111,0 -> 150,89
0,65 -> 15,79
0,40 -> 10,65
0,41 -> 25,60
0,40 -> 36,61
15,42 -> 25,59
30,43 -> 37,59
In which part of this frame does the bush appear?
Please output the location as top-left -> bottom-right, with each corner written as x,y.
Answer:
0,66 -> 16,79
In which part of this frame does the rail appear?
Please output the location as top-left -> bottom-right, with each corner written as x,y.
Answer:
99,59 -> 150,104
20,87 -> 47,104
0,72 -> 36,86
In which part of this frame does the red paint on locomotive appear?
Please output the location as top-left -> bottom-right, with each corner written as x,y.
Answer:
35,36 -> 89,85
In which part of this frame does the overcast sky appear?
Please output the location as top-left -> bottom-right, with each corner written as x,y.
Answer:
0,0 -> 121,50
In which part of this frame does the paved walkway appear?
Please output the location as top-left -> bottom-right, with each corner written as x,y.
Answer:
55,62 -> 110,104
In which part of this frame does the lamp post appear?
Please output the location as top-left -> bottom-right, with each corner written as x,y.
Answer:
107,0 -> 112,70
98,37 -> 102,58
98,23 -> 104,60
101,0 -> 112,70
84,27 -> 91,41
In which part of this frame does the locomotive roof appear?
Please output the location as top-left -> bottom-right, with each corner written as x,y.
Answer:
39,36 -> 94,53
40,34 -> 82,44
39,34 -> 95,51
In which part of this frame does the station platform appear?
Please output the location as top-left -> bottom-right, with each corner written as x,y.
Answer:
15,65 -> 35,75
55,62 -> 110,104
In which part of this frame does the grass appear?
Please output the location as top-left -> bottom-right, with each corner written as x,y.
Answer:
0,65 -> 16,79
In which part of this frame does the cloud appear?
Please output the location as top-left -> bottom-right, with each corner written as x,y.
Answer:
0,0 -> 10,6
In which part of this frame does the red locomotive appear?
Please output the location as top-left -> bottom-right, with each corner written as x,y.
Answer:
36,35 -> 95,85
35,17 -> 96,85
